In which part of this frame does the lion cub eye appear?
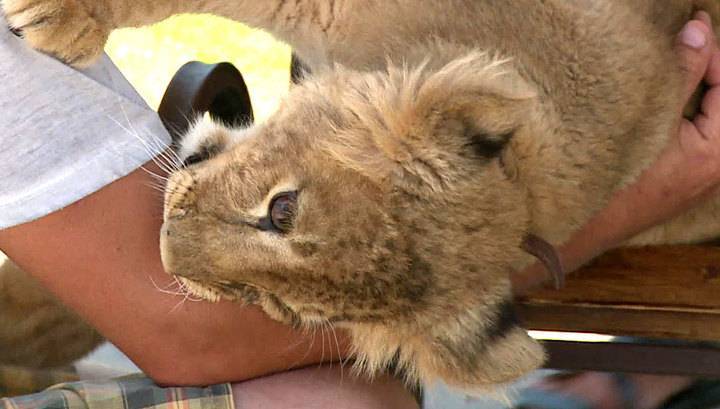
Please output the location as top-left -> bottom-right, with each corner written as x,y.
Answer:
268,191 -> 298,233
182,153 -> 205,167
181,144 -> 222,168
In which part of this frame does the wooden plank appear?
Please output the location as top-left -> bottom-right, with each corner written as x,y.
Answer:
518,303 -> 720,340
517,245 -> 720,341
541,339 -> 720,376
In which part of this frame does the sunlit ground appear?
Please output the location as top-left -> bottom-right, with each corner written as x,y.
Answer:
105,14 -> 291,121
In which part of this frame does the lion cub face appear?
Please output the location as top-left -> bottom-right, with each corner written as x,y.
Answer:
162,118 -> 405,324
160,53 -> 545,389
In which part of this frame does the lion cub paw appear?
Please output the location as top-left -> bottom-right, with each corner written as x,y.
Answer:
3,0 -> 111,67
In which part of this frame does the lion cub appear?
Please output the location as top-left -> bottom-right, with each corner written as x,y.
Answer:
5,0 -> 720,392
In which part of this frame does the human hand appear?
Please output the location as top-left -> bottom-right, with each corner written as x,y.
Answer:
513,11 -> 720,295
639,11 -> 720,229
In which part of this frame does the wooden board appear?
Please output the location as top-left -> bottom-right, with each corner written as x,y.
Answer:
517,245 -> 720,341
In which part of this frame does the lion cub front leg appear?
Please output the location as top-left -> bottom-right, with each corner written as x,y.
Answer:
2,0 -> 196,66
0,258 -> 103,368
2,0 -> 116,66
3,0 -> 338,67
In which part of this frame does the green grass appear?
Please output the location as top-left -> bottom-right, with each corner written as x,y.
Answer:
105,14 -> 291,121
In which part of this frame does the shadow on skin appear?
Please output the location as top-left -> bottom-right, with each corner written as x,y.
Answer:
231,366 -> 420,409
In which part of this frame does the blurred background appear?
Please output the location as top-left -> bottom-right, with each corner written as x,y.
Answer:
105,14 -> 291,121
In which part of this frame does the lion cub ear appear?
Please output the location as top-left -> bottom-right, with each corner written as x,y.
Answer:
397,52 -> 538,148
330,52 -> 537,190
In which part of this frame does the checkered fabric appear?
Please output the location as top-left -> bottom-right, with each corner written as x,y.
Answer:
0,375 -> 233,409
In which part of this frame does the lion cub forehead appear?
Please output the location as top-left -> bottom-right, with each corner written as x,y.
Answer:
177,119 -> 254,162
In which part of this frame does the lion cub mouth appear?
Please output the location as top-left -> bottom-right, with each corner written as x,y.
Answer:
176,276 -> 223,302
175,275 -> 264,306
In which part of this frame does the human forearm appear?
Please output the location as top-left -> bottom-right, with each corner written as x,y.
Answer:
232,366 -> 419,409
0,160 -> 349,385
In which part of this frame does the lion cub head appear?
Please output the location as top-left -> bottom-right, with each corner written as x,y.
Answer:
160,52 -> 545,391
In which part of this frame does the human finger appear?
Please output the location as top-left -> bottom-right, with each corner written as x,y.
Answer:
692,46 -> 720,138
696,87 -> 720,140
695,10 -> 713,29
706,50 -> 720,87
677,18 -> 714,103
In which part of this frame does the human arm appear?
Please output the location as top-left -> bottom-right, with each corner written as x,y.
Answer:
513,12 -> 720,294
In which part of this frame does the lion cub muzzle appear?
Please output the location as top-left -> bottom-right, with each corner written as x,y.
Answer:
163,170 -> 197,222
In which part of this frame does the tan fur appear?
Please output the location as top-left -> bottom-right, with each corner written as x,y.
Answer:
0,259 -> 102,369
5,0 -> 720,391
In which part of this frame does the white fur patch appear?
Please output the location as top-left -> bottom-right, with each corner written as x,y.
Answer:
176,117 -> 253,162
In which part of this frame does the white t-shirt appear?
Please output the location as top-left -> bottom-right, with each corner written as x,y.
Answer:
0,26 -> 171,229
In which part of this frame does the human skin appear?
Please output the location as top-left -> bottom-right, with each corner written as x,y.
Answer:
231,366 -> 419,409
513,12 -> 720,295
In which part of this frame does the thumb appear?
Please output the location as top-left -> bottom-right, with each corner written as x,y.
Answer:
677,15 -> 714,103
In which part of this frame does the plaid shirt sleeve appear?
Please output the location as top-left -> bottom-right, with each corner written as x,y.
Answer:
0,375 -> 234,409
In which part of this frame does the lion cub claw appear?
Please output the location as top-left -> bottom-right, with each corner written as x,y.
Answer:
3,0 -> 110,67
